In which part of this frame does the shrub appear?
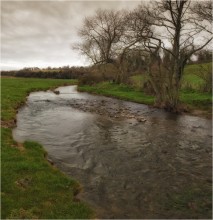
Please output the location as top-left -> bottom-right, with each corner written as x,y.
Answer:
78,72 -> 104,86
78,64 -> 118,86
143,80 -> 156,95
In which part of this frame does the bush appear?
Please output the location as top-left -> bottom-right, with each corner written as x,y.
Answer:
143,80 -> 156,95
78,64 -> 118,86
78,73 -> 104,86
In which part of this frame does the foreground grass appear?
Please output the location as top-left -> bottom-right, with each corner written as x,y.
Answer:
162,185 -> 212,219
1,78 -> 77,122
1,78 -> 93,219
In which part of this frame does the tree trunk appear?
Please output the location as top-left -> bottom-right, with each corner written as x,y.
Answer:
148,61 -> 182,112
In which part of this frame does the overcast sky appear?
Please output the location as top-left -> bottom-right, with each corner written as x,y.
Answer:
1,0 -> 141,70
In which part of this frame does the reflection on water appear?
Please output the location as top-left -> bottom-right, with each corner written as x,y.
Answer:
13,86 -> 212,219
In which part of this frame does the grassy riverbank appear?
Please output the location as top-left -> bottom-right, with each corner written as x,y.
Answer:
79,82 -> 212,114
78,63 -> 212,117
1,78 -> 93,219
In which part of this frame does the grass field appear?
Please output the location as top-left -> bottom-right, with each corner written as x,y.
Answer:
79,82 -> 155,105
1,78 -> 93,219
1,71 -> 211,218
130,63 -> 212,91
79,63 -> 212,116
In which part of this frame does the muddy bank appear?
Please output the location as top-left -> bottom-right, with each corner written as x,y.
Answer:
13,85 -> 212,219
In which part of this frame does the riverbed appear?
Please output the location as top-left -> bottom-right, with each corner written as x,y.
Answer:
13,85 -> 212,219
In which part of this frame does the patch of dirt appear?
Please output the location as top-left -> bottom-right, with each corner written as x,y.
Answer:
1,120 -> 16,128
190,109 -> 212,119
15,177 -> 32,190
17,143 -> 25,151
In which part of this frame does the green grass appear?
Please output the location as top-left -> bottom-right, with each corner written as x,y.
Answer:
1,78 -> 77,122
181,74 -> 204,90
130,63 -> 212,91
162,185 -> 212,219
79,81 -> 212,113
79,81 -> 155,105
181,63 -> 212,112
181,62 -> 212,91
183,62 -> 212,75
130,75 -> 147,91
1,77 -> 93,219
79,63 -> 212,115
180,91 -> 212,111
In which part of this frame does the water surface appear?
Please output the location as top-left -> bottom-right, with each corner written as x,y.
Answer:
13,86 -> 212,219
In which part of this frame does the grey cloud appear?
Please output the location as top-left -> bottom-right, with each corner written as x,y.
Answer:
1,1 -> 140,70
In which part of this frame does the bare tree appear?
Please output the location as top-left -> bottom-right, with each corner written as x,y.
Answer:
75,9 -> 126,65
75,1 -> 212,110
191,0 -> 212,34
75,7 -> 152,83
113,6 -> 152,83
142,0 -> 212,110
196,49 -> 212,63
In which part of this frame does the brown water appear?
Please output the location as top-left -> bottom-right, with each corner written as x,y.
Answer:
13,86 -> 212,219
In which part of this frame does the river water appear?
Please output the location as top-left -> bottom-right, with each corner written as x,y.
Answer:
13,86 -> 212,219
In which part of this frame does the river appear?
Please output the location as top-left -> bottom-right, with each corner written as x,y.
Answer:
13,85 -> 212,219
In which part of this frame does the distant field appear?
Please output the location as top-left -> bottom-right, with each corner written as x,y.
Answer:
130,62 -> 212,92
183,62 -> 212,75
182,62 -> 212,91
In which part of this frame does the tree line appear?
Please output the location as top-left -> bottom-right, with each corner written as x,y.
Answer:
1,66 -> 88,79
75,0 -> 212,111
